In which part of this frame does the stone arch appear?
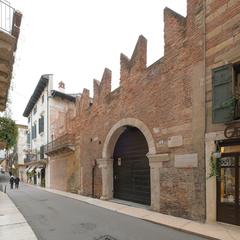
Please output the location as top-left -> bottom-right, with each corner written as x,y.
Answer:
102,118 -> 156,159
98,118 -> 169,210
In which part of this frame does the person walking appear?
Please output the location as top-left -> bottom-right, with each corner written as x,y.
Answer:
9,175 -> 14,189
15,176 -> 20,189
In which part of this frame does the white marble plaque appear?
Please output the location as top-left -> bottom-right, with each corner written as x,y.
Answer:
153,127 -> 160,134
93,136 -> 99,142
168,135 -> 183,148
174,153 -> 198,168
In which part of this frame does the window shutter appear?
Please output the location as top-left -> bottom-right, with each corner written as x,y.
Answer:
38,116 -> 44,133
40,145 -> 44,159
31,126 -> 34,139
42,116 -> 44,132
212,64 -> 234,123
38,118 -> 41,133
27,133 -> 30,144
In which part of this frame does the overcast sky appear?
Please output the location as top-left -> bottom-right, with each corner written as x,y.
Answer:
8,0 -> 187,125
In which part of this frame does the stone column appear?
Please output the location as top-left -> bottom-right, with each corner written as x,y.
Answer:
205,131 -> 224,222
147,153 -> 169,211
97,158 -> 113,200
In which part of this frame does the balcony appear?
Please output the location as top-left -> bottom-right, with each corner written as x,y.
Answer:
44,134 -> 75,156
0,0 -> 22,111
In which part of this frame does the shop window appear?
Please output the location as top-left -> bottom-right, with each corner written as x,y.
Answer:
212,63 -> 240,123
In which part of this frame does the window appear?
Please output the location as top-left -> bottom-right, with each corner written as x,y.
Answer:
31,123 -> 37,139
28,117 -> 31,123
42,94 -> 44,104
38,115 -> 44,134
33,105 -> 37,115
27,132 -> 30,144
212,63 -> 240,123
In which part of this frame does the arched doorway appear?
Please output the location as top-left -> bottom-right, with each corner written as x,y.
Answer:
113,126 -> 150,205
98,118 -> 169,211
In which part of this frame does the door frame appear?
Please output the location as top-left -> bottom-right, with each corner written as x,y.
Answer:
216,152 -> 240,225
113,127 -> 151,205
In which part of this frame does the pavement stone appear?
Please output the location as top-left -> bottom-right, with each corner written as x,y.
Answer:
0,191 -> 37,240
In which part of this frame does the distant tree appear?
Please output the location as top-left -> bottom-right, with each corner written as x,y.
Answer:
0,117 -> 18,150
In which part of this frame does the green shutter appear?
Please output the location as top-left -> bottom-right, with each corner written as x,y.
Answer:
42,116 -> 44,133
27,133 -> 30,144
38,116 -> 44,133
38,118 -> 41,133
212,64 -> 234,123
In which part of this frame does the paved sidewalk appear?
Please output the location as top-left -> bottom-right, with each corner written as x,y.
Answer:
27,184 -> 240,240
0,191 -> 37,240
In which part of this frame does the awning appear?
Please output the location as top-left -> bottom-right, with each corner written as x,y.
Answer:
35,167 -> 44,172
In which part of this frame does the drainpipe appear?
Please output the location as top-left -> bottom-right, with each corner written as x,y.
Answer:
30,111 -> 32,151
203,0 -> 207,221
47,79 -> 50,188
47,82 -> 49,145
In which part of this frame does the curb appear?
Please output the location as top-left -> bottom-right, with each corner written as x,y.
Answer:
0,191 -> 37,240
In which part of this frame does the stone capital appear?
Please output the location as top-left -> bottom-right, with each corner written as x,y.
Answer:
97,158 -> 113,168
147,153 -> 169,168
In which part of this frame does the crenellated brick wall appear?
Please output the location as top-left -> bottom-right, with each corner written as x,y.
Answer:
69,0 -> 206,221
48,0 -> 240,222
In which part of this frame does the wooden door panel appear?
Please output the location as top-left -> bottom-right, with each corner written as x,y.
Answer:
113,127 -> 150,205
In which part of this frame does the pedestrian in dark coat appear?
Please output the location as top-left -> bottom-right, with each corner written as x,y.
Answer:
9,176 -> 14,189
15,176 -> 20,189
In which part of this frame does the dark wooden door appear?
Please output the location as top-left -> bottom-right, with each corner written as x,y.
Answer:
217,154 -> 240,225
113,127 -> 150,205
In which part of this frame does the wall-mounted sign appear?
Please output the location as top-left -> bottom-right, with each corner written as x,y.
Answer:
174,153 -> 198,168
224,125 -> 240,139
168,135 -> 183,148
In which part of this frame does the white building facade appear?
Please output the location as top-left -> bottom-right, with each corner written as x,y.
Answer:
23,74 -> 78,188
15,125 -> 28,181
23,74 -> 53,187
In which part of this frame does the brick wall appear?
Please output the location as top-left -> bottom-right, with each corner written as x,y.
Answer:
71,0 -> 206,221
205,0 -> 240,132
47,0 -> 239,221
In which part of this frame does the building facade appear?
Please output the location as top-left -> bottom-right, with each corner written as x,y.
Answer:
42,0 -> 240,226
0,0 -> 22,112
44,89 -> 78,192
0,1 -> 22,151
48,0 -> 206,222
23,74 -> 53,187
14,124 -> 28,182
23,75 -> 79,188
205,0 -> 240,226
